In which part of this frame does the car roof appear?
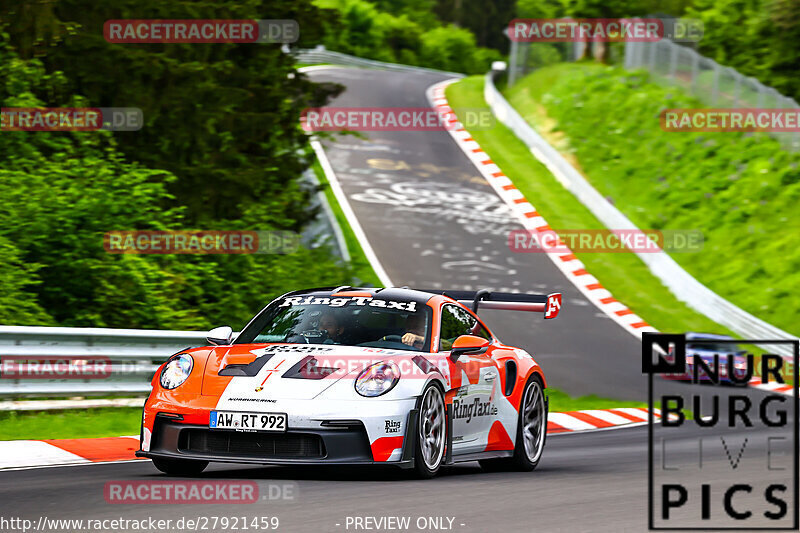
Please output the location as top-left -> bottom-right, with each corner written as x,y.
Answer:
284,287 -> 445,305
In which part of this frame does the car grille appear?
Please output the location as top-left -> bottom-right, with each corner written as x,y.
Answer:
179,429 -> 325,458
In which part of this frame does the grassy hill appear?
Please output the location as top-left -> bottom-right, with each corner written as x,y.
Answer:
503,63 -> 800,337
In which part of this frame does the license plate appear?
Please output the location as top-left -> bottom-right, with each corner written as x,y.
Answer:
209,411 -> 287,432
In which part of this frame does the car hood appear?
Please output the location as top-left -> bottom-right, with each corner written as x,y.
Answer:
201,343 -> 416,401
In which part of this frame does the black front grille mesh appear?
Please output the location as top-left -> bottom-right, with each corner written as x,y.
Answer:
179,429 -> 325,458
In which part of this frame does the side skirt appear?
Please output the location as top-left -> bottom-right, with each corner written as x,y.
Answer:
444,403 -> 453,465
450,450 -> 514,464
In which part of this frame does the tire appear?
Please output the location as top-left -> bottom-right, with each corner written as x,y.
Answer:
413,383 -> 447,479
480,374 -> 547,472
151,457 -> 209,476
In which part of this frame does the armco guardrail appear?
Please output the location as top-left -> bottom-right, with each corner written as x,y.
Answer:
0,326 -> 209,397
294,47 -> 464,78
484,69 -> 797,356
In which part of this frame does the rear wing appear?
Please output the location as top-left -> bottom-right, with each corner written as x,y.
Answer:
419,289 -> 562,319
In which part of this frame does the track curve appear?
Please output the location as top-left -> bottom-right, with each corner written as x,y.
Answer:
306,67 -> 644,400
1,67 -> 793,533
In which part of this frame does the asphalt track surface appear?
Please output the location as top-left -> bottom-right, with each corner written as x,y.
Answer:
309,67 -> 645,401
1,68 -> 795,533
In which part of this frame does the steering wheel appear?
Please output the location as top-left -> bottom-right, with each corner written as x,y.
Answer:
382,334 -> 403,342
301,329 -> 329,343
283,333 -> 310,344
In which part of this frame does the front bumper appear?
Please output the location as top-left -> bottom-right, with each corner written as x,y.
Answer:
136,415 -> 415,468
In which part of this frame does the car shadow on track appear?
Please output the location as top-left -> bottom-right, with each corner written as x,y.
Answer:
139,462 -> 502,482
137,460 -> 597,482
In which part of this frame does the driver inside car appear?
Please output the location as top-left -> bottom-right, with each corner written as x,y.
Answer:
319,311 -> 345,344
401,313 -> 426,349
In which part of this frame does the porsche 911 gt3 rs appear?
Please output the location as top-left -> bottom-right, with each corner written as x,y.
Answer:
136,287 -> 561,478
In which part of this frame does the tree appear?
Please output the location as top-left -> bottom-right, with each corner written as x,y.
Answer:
0,25 -> 353,329
688,0 -> 800,101
2,0 -> 344,225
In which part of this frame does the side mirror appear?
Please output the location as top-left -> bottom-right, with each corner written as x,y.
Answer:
450,334 -> 492,361
207,326 -> 233,346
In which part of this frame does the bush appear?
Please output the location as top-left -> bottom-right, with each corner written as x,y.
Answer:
0,30 -> 354,330
316,0 -> 501,74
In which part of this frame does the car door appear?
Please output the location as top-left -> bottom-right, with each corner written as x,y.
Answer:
439,304 -> 500,454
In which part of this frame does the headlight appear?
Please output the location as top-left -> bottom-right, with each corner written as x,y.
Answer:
159,353 -> 194,390
355,362 -> 400,397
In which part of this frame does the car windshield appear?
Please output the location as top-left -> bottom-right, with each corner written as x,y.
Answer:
687,342 -> 742,354
235,295 -> 432,351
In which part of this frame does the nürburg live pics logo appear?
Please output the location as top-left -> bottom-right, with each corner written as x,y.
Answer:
642,333 -> 798,530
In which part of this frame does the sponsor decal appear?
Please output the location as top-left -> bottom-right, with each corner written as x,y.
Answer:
452,397 -> 497,424
384,420 -> 401,434
544,294 -> 561,320
643,333 -> 798,529
254,359 -> 286,391
227,397 -> 277,403
279,296 -> 417,312
260,345 -> 333,353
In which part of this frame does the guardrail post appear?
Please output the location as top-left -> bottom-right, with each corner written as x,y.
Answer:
508,39 -> 519,87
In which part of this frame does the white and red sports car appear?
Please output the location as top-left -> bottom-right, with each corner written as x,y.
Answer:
136,287 -> 561,478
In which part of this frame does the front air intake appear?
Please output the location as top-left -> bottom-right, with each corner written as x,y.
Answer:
179,429 -> 325,458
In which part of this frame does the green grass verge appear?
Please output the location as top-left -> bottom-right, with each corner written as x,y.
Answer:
0,407 -> 143,441
311,158 -> 381,286
546,388 -> 647,412
0,388 -> 646,440
445,76 -> 730,335
501,63 -> 800,337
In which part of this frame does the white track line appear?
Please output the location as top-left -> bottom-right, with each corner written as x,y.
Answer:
309,138 -> 393,286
